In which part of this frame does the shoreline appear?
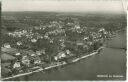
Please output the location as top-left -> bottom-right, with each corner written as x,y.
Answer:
1,47 -> 102,81
2,29 -> 124,81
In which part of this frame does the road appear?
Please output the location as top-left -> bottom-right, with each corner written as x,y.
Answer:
7,31 -> 126,81
22,48 -> 125,81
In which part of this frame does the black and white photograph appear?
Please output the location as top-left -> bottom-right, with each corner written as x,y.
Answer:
1,0 -> 127,81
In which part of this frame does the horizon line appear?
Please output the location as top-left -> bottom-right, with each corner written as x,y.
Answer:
2,10 -> 125,14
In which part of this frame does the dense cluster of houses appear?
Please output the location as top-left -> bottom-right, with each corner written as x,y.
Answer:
2,19 -> 116,78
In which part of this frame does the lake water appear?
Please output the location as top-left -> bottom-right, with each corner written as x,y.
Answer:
7,31 -> 126,81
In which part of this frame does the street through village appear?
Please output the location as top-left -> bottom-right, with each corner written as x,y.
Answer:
1,1 -> 127,81
7,30 -> 126,81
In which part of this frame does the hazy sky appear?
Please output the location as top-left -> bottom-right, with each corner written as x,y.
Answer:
2,0 -> 126,13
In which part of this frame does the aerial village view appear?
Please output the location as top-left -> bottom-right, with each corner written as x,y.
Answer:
1,0 -> 127,81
